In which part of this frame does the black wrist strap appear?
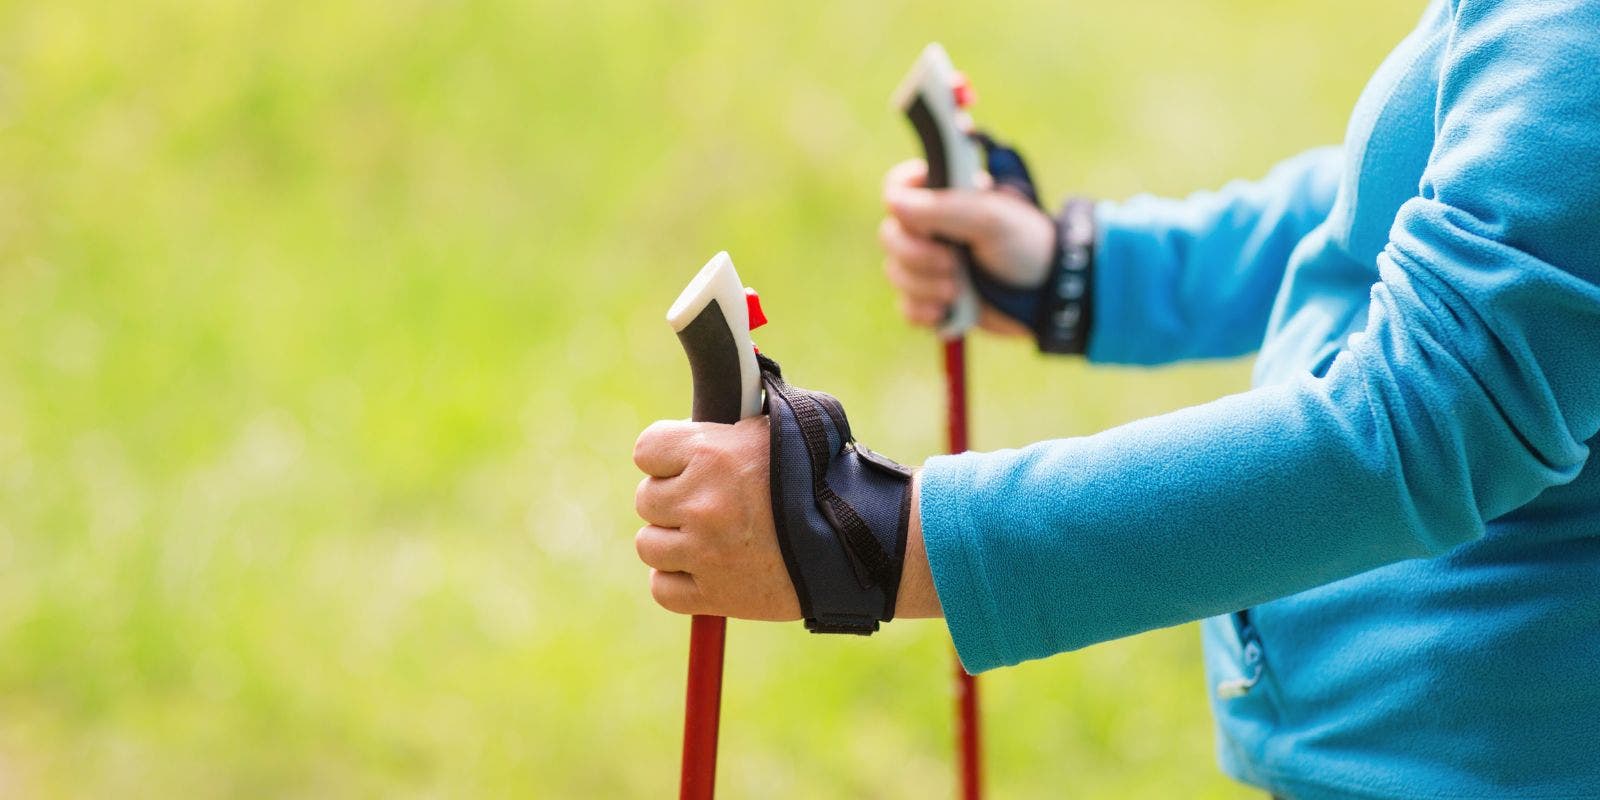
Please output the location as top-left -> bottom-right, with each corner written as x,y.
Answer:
1033,197 -> 1097,355
760,354 -> 911,635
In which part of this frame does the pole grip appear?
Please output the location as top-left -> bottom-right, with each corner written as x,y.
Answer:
893,42 -> 983,339
669,252 -> 764,425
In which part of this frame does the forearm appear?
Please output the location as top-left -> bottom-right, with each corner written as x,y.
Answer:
922,376 -> 1418,671
1090,146 -> 1342,365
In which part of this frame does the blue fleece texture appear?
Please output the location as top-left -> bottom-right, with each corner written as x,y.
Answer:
919,2 -> 1600,797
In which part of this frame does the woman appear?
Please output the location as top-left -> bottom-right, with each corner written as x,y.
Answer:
632,2 -> 1600,796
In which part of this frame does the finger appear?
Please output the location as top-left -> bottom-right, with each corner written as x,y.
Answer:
649,569 -> 703,615
634,475 -> 686,527
635,525 -> 693,573
877,217 -> 959,280
633,419 -> 699,478
884,258 -> 958,305
882,159 -> 928,195
897,295 -> 946,327
885,186 -> 1001,242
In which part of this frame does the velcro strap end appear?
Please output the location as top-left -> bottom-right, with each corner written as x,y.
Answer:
805,617 -> 880,635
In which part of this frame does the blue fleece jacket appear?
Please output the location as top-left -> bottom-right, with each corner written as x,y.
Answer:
919,2 -> 1600,797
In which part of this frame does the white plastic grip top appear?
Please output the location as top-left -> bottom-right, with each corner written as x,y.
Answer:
892,42 -> 983,338
667,251 -> 765,423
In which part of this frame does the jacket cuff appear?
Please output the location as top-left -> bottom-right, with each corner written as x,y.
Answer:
1084,199 -> 1131,365
919,453 -> 1012,673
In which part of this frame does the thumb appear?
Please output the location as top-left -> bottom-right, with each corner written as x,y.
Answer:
886,186 -> 1001,243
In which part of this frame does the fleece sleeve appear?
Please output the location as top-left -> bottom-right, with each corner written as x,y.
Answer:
922,0 -> 1600,673
1087,146 -> 1343,365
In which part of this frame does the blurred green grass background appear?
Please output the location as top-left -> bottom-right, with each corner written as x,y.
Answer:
0,0 -> 1418,796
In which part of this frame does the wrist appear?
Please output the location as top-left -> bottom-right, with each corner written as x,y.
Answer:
894,470 -> 943,619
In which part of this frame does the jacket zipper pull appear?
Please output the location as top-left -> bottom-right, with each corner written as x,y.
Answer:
1217,623 -> 1265,700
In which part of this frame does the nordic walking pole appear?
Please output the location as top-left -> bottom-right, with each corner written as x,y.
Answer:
666,252 -> 768,800
893,43 -> 986,800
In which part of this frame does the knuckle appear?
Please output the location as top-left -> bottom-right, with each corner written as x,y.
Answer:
690,433 -> 733,472
632,421 -> 671,467
631,434 -> 651,470
901,298 -> 934,325
877,216 -> 898,247
885,159 -> 926,191
897,235 -> 926,263
884,260 -> 913,292
634,526 -> 656,563
633,476 -> 653,517
680,495 -> 721,526
650,571 -> 693,614
648,571 -> 672,607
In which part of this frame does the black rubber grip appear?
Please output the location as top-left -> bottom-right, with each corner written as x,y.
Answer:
674,299 -> 746,425
905,96 -> 952,189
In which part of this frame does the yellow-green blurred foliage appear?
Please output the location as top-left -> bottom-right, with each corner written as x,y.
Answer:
0,1 -> 1419,796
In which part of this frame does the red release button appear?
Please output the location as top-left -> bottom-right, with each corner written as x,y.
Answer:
952,72 -> 976,108
745,287 -> 767,331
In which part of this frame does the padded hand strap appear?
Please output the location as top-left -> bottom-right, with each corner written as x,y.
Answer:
761,354 -> 911,635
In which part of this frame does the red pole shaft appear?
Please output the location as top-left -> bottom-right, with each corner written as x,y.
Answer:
680,615 -> 726,799
944,338 -> 969,453
955,659 -> 982,799
943,337 -> 982,800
